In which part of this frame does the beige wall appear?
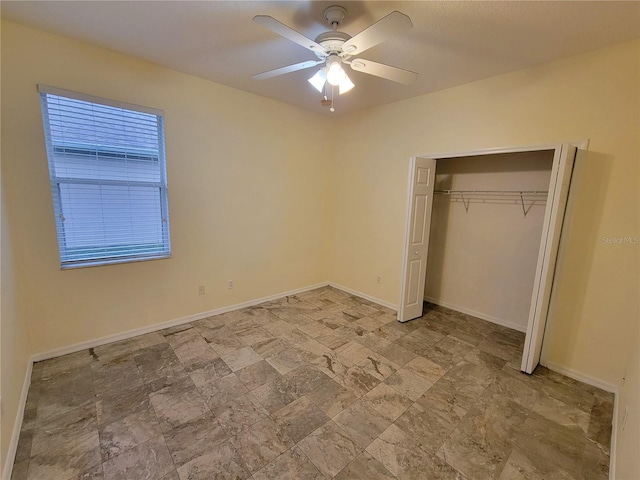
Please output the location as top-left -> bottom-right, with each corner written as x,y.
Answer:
424,151 -> 553,331
0,177 -> 34,473
330,38 -> 640,387
0,19 -> 333,355
615,322 -> 640,479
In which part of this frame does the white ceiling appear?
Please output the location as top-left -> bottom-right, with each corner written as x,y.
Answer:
2,1 -> 640,116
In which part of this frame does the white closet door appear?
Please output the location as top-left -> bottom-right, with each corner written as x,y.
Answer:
522,144 -> 577,373
398,157 -> 436,322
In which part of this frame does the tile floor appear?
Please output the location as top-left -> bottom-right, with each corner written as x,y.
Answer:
11,286 -> 614,480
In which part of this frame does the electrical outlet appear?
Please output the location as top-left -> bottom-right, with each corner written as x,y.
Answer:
228,280 -> 234,289
198,286 -> 205,296
377,276 -> 381,284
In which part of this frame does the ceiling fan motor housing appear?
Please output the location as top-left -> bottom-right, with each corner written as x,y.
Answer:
324,6 -> 347,27
314,31 -> 352,58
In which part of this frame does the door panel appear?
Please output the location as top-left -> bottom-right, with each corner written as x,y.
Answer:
522,144 -> 576,373
398,157 -> 436,322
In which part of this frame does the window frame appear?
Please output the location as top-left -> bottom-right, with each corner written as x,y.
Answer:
38,85 -> 172,269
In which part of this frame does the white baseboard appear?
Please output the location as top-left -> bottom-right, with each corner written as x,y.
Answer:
423,296 -> 527,333
541,360 -> 618,394
328,282 -> 398,311
32,282 -> 329,362
2,359 -> 33,480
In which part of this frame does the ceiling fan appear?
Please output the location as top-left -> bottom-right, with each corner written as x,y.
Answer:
253,6 -> 418,109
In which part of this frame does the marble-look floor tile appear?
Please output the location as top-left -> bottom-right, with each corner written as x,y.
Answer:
353,332 -> 392,354
297,420 -> 362,478
374,323 -> 410,342
215,392 -> 269,435
27,432 -> 101,480
134,343 -> 185,385
96,384 -> 152,426
532,394 -> 590,434
163,412 -> 229,467
440,361 -> 497,404
377,343 -> 417,367
334,451 -> 396,480
356,353 -> 399,381
198,373 -> 249,411
272,396 -> 330,443
40,350 -> 94,380
384,368 -> 433,401
252,380 -> 298,414
93,332 -> 166,363
464,348 -> 507,371
309,350 -> 349,378
587,396 -> 614,451
316,332 -> 351,351
149,377 -> 210,432
333,400 -> 391,449
175,438 -> 251,480
220,347 -> 262,372
11,288 -> 614,480
298,338 -> 333,358
77,463 -> 105,479
307,377 -> 358,418
166,328 -> 219,368
252,446 -> 324,480
480,371 -> 539,410
367,429 -> 465,480
363,382 -> 413,422
440,399 -> 530,480
235,360 -> 281,391
403,356 -> 448,383
205,331 -> 245,355
232,417 -> 293,472
31,401 -> 98,457
187,358 -> 232,387
92,355 -> 143,398
35,366 -> 95,426
283,365 -> 332,398
335,341 -> 376,367
251,337 -> 290,358
265,348 -> 308,375
509,411 -> 586,480
393,400 -> 462,457
99,408 -> 162,460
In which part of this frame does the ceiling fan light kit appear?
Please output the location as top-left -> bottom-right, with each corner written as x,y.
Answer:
253,5 -> 418,112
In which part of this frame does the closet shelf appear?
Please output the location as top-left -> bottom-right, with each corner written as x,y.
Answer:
434,190 -> 549,216
434,190 -> 548,196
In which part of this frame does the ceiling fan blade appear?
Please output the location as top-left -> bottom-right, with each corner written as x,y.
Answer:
348,59 -> 418,84
253,15 -> 326,54
253,60 -> 323,80
342,11 -> 412,55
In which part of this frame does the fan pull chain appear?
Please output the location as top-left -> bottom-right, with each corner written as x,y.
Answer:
330,85 -> 335,112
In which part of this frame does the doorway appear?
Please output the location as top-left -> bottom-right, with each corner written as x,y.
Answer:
398,143 -> 584,373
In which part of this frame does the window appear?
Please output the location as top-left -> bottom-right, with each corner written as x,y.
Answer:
38,86 -> 171,268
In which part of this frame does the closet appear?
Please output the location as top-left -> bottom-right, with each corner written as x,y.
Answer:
398,144 -> 579,373
424,151 -> 554,333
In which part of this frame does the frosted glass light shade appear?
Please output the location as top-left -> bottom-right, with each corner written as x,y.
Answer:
339,74 -> 355,94
326,62 -> 346,86
308,69 -> 326,93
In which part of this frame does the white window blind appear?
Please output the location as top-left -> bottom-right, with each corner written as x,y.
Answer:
38,86 -> 171,268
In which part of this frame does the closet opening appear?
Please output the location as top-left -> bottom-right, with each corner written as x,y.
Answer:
399,143 -> 583,374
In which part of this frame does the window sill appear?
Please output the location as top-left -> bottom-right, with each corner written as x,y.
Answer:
60,253 -> 172,270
